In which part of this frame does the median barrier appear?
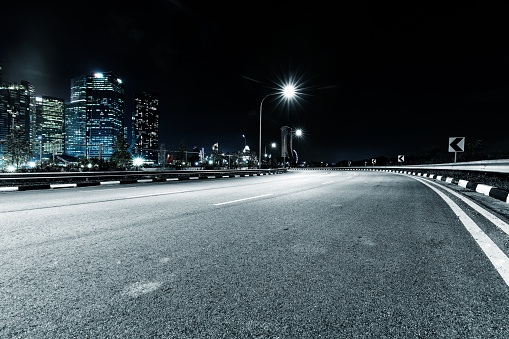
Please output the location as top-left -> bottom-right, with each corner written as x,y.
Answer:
0,168 -> 288,192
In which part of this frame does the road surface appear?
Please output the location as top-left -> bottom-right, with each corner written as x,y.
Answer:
2,170 -> 509,338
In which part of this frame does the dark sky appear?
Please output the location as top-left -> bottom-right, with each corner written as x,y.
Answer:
2,1 -> 509,163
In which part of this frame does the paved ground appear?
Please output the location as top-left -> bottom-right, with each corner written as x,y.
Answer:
2,170 -> 509,338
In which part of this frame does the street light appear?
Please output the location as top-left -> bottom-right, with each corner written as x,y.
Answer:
259,84 -> 296,169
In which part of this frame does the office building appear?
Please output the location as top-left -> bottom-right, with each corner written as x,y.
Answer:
36,96 -> 65,159
133,92 -> 159,162
65,75 -> 88,158
66,72 -> 125,158
86,72 -> 125,158
0,79 -> 36,158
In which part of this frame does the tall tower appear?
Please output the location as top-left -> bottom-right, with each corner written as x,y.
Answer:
36,96 -> 65,159
134,92 -> 159,162
0,80 -> 35,157
85,72 -> 125,158
65,75 -> 88,158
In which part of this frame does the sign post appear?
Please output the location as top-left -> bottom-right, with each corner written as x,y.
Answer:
448,137 -> 465,163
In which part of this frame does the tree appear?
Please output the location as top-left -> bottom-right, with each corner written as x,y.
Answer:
0,126 -> 33,170
111,134 -> 132,169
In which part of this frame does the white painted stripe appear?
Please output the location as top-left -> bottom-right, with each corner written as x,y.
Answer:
476,184 -> 493,196
214,194 -> 273,206
415,177 -> 509,287
446,177 -> 454,183
100,181 -> 121,185
50,183 -> 78,189
436,176 -> 443,181
0,186 -> 19,192
126,190 -> 191,199
458,180 -> 469,188
137,179 -> 153,183
322,181 -> 334,185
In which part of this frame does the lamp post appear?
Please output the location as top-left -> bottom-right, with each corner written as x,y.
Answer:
38,136 -> 42,165
258,84 -> 296,169
281,127 -> 303,167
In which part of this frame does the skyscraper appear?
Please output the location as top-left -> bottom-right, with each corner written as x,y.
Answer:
65,75 -> 88,158
86,72 -> 125,158
36,96 -> 65,159
0,80 -> 35,158
134,92 -> 159,162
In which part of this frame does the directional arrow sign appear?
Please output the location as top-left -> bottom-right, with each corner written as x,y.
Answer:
449,137 -> 465,152
398,155 -> 404,162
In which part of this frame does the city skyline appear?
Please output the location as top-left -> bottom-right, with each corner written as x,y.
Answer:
2,1 -> 509,163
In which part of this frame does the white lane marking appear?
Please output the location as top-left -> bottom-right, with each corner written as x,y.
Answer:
126,190 -> 191,199
214,194 -> 273,206
415,177 -> 509,287
322,181 -> 335,185
416,177 -> 509,237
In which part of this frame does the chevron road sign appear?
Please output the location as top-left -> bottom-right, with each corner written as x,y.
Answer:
449,137 -> 465,152
398,155 -> 405,162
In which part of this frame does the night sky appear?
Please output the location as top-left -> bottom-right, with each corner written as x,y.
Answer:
2,1 -> 509,163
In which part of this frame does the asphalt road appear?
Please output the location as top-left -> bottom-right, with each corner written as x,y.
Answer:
2,170 -> 509,338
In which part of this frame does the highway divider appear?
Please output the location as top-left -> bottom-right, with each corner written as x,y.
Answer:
0,168 -> 287,192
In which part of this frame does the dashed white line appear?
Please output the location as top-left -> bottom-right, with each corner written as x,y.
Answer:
213,194 -> 273,206
321,181 -> 335,185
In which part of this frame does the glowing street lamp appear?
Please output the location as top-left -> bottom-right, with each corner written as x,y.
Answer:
259,84 -> 296,169
133,157 -> 144,170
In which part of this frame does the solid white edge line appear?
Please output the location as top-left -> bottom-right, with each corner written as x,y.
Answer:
214,193 -> 273,206
414,177 -> 509,287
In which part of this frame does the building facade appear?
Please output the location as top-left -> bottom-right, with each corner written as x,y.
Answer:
86,72 -> 125,158
65,75 -> 88,158
65,72 -> 125,158
36,96 -> 65,159
0,80 -> 36,159
134,92 -> 159,162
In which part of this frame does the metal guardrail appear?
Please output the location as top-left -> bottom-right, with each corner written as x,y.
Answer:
292,159 -> 509,174
0,168 -> 288,187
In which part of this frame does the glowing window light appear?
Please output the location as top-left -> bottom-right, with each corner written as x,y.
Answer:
94,73 -> 104,78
